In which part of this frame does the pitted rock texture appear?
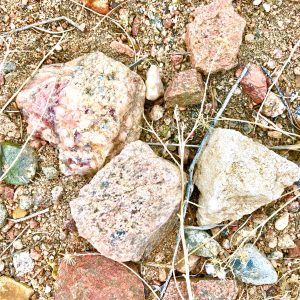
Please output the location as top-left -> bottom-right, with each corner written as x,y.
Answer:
70,141 -> 182,262
164,69 -> 204,107
186,0 -> 246,74
195,128 -> 300,225
16,52 -> 145,176
54,255 -> 145,300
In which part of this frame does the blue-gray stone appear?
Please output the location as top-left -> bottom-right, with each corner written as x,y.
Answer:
184,227 -> 222,258
230,243 -> 278,285
0,61 -> 16,74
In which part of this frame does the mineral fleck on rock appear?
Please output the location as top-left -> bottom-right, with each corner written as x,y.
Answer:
70,141 -> 182,262
194,128 -> 300,225
16,52 -> 145,176
186,0 -> 246,74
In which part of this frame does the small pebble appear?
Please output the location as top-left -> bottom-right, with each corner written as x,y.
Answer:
13,239 -> 23,250
263,3 -> 271,12
267,59 -> 276,70
0,202 -> 8,228
19,197 -> 33,210
245,34 -> 255,43
268,237 -> 278,249
51,186 -> 64,202
145,65 -> 164,101
42,166 -> 59,180
274,212 -> 289,231
44,285 -> 52,294
0,260 -> 5,272
288,201 -> 299,213
13,251 -> 34,275
12,207 -> 27,219
253,0 -> 262,5
269,251 -> 283,260
149,105 -> 164,121
278,234 -> 296,249
294,67 -> 300,76
267,131 -> 282,139
0,61 -> 16,74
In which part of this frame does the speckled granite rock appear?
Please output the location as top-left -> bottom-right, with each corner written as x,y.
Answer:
195,128 -> 300,225
16,52 -> 145,176
164,69 -> 204,108
70,141 -> 182,262
54,255 -> 145,300
186,0 -> 246,74
164,279 -> 239,300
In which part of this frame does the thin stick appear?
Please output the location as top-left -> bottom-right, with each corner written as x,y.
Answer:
159,64 -> 251,299
1,16 -> 84,35
0,225 -> 29,257
148,142 -> 199,149
9,208 -> 49,223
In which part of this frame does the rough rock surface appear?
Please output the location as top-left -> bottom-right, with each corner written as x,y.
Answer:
194,128 -> 300,225
164,279 -> 239,300
70,141 -> 182,262
261,91 -> 286,118
164,69 -> 204,107
236,64 -> 268,104
54,255 -> 145,300
186,0 -> 246,74
231,244 -> 278,285
145,65 -> 164,100
0,276 -> 34,300
16,52 -> 145,176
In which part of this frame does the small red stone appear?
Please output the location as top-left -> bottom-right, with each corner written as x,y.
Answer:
80,0 -> 110,14
171,54 -> 183,66
288,240 -> 300,257
163,18 -> 173,29
30,248 -> 42,261
29,219 -> 39,229
110,41 -> 135,58
132,16 -> 141,37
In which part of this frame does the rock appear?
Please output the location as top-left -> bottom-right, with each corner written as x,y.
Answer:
176,254 -> 200,273
0,260 -> 4,272
253,0 -> 262,5
163,279 -> 239,300
42,166 -> 59,179
0,73 -> 4,86
0,61 -> 16,74
0,142 -> 37,185
171,55 -> 183,66
230,244 -> 278,285
0,202 -> 8,227
278,234 -> 296,249
164,69 -> 204,108
149,105 -> 164,121
146,65 -> 164,100
236,64 -> 268,104
16,52 -> 145,176
110,41 -> 135,58
0,276 -> 34,300
51,186 -> 64,202
19,197 -> 33,210
185,0 -> 246,74
132,16 -> 141,37
184,227 -> 221,258
288,240 -> 300,257
267,131 -> 282,139
245,33 -> 255,43
13,251 -> 34,275
79,0 -> 109,14
54,254 -> 145,300
0,113 -> 20,140
261,92 -> 286,118
13,239 -> 23,250
70,141 -> 182,262
274,212 -> 289,231
263,3 -> 271,12
12,207 -> 27,219
194,128 -> 300,225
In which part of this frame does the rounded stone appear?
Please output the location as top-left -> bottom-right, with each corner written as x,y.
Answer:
0,202 -> 8,228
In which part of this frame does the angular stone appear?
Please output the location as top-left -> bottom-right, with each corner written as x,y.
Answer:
164,279 -> 239,300
13,251 -> 34,275
0,276 -> 34,300
16,52 -> 145,176
110,41 -> 135,58
236,64 -> 268,104
184,227 -> 221,258
261,92 -> 286,118
70,141 -> 182,262
146,65 -> 164,101
54,255 -> 145,300
164,69 -> 204,108
186,0 -> 246,74
194,128 -> 300,225
230,244 -> 278,285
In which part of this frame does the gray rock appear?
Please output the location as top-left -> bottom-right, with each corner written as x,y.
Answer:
42,166 -> 59,180
194,129 -> 300,225
51,186 -> 64,202
184,227 -> 221,258
230,244 -> 278,285
70,141 -> 182,262
19,197 -> 33,210
0,202 -> 8,228
0,61 -> 16,74
13,251 -> 34,275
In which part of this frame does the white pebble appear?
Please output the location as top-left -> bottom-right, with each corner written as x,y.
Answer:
44,285 -> 52,294
263,3 -> 271,12
253,0 -> 262,5
149,105 -> 164,121
275,212 -> 289,231
0,260 -> 4,272
145,65 -> 164,101
13,239 -> 23,250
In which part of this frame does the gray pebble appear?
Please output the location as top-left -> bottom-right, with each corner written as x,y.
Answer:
0,202 -> 8,228
19,197 -> 33,210
13,251 -> 34,275
0,61 -> 16,74
42,166 -> 59,180
51,186 -> 64,202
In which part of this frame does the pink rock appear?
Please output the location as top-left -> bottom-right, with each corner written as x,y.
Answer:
236,64 -> 268,104
54,255 -> 145,300
164,280 -> 239,300
16,52 -> 145,176
288,240 -> 300,257
171,55 -> 183,66
164,69 -> 204,108
110,41 -> 135,58
70,141 -> 182,262
186,0 -> 246,74
132,16 -> 141,37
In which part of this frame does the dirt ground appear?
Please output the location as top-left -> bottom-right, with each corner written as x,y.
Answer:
0,0 -> 299,299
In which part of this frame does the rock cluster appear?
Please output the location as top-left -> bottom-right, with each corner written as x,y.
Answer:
17,52 -> 145,176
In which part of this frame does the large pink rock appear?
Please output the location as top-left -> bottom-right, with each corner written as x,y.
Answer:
164,280 -> 239,300
70,141 -> 182,262
16,52 -> 145,176
54,255 -> 145,300
186,0 -> 246,74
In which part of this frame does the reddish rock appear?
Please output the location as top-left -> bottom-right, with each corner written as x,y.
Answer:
80,0 -> 110,14
288,240 -> 300,257
164,279 -> 239,300
163,18 -> 173,29
186,0 -> 246,74
171,55 -> 183,66
132,16 -> 141,37
110,41 -> 135,58
54,255 -> 145,300
0,73 -> 4,86
236,64 -> 268,104
164,69 -> 204,108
